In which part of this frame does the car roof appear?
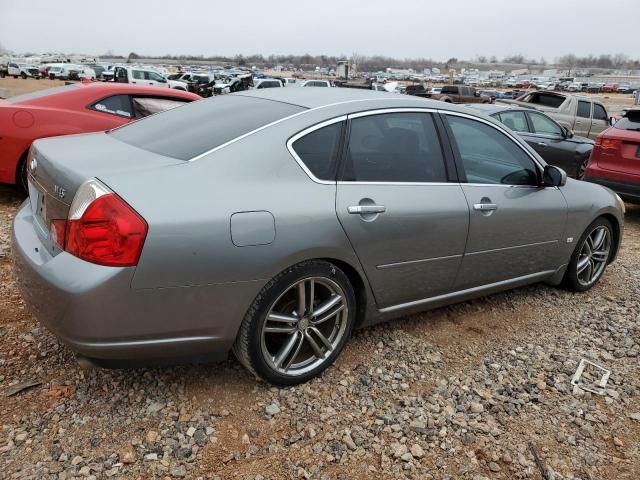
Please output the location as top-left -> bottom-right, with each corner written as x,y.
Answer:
3,82 -> 200,105
235,87 -> 467,111
465,103 -> 515,115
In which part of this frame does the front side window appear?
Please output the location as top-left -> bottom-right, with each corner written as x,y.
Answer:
145,71 -> 165,82
446,115 -> 538,186
291,121 -> 344,181
497,111 -> 529,132
528,112 -> 562,136
91,95 -> 133,118
342,112 -> 447,182
132,70 -> 145,80
577,101 -> 591,118
593,104 -> 608,122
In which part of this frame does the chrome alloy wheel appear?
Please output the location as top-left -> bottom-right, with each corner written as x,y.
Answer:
576,226 -> 611,286
260,277 -> 348,376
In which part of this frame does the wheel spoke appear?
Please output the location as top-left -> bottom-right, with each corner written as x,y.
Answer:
267,313 -> 298,325
304,330 -> 325,359
577,256 -> 590,275
264,325 -> 297,334
591,229 -> 606,251
312,294 -> 343,319
592,248 -> 609,262
283,333 -> 305,371
296,282 -> 306,318
308,327 -> 333,352
307,279 -> 315,316
585,259 -> 594,281
274,332 -> 301,369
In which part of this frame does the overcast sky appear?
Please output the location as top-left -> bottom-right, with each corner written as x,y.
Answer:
0,0 -> 636,61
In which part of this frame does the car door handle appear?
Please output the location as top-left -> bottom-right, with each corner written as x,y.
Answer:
473,203 -> 498,211
348,205 -> 386,214
537,142 -> 547,146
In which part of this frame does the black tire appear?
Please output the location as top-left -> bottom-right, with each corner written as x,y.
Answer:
562,217 -> 614,292
17,156 -> 29,194
21,72 -> 27,79
233,260 -> 356,386
576,156 -> 589,180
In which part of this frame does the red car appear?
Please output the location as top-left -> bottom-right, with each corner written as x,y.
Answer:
585,109 -> 640,203
0,82 -> 200,190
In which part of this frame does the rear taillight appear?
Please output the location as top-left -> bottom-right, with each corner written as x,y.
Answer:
595,136 -> 621,153
49,179 -> 147,267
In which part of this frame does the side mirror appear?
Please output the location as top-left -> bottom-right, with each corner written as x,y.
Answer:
542,165 -> 567,187
562,126 -> 574,138
609,116 -> 616,126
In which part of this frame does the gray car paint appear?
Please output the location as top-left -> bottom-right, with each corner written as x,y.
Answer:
12,88 -> 625,364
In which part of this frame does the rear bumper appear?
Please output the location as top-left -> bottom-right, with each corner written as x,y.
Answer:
584,175 -> 640,203
12,201 -> 262,364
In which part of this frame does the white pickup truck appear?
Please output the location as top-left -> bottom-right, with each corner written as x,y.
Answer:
112,66 -> 188,90
501,91 -> 612,139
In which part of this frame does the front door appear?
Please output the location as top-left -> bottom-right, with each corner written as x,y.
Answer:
335,111 -> 469,308
443,113 -> 567,290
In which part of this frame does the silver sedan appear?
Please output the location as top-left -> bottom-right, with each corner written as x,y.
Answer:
13,88 -> 625,385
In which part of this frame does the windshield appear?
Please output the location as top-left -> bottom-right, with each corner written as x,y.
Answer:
110,95 -> 305,160
614,111 -> 640,131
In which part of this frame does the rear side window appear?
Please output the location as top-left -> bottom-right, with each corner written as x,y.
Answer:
132,97 -> 189,118
110,95 -> 305,160
497,111 -> 528,132
342,112 -> 447,182
446,115 -> 538,186
92,95 -> 133,118
291,121 -> 344,181
577,101 -> 591,118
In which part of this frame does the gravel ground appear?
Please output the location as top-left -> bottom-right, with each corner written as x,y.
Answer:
1,183 -> 639,480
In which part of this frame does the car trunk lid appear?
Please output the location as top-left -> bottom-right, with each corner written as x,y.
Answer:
28,131 -> 182,256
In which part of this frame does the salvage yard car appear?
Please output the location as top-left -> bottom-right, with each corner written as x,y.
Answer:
468,104 -> 594,179
585,109 -> 640,203
13,89 -> 624,386
7,62 -> 41,79
410,85 -> 492,104
0,83 -> 200,191
503,90 -> 611,139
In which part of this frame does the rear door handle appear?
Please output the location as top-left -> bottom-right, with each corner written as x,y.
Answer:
348,205 -> 386,214
473,203 -> 498,211
537,142 -> 547,146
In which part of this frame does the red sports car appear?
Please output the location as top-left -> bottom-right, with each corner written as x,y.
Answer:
585,109 -> 640,203
0,82 -> 200,190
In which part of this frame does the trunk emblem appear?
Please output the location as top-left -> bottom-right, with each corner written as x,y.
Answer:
54,185 -> 66,199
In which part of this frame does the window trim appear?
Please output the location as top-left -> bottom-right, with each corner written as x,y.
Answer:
286,116 -> 348,184
441,111 -> 545,187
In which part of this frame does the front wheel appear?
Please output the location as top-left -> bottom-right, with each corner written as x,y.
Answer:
233,260 -> 356,386
576,157 -> 589,180
562,218 -> 613,292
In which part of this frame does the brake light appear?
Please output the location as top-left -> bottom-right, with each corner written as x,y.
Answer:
50,179 -> 147,266
595,137 -> 621,153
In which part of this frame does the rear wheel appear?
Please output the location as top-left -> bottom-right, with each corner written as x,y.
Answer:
21,72 -> 27,79
233,260 -> 356,386
562,217 -> 613,292
17,156 -> 28,193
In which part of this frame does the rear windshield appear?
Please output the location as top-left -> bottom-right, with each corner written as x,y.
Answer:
3,85 -> 79,104
520,92 -> 565,108
614,111 -> 640,131
110,95 -> 305,160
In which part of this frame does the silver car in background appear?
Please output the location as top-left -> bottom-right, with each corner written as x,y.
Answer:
13,89 -> 624,385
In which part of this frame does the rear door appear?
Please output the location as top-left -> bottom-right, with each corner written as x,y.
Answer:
589,103 -> 610,138
574,100 -> 592,137
335,109 -> 469,308
442,112 -> 567,290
